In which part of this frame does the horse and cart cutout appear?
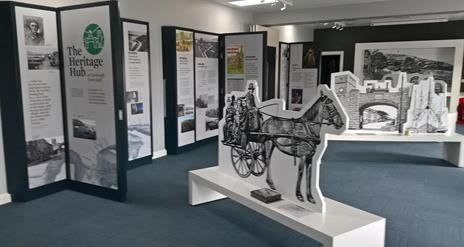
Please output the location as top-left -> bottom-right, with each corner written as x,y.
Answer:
219,81 -> 348,213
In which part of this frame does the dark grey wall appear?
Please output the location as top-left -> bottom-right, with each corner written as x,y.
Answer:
314,20 -> 464,73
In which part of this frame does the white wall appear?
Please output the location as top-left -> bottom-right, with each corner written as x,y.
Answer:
277,25 -> 314,43
253,0 -> 464,26
5,0 -> 252,156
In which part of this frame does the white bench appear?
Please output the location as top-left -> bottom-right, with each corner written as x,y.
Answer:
327,133 -> 464,167
189,167 -> 386,247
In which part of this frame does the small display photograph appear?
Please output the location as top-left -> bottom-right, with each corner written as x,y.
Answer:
24,15 -> 44,46
73,118 -> 97,140
180,116 -> 195,133
195,36 -> 218,58
363,47 -> 454,92
227,45 -> 245,74
361,105 -> 398,131
126,91 -> 139,104
302,43 -> 317,68
26,136 -> 66,188
27,48 -> 59,70
176,30 -> 193,52
131,103 -> 144,115
291,89 -> 303,104
128,30 -> 148,52
177,104 -> 185,117
205,108 -> 219,131
196,94 -> 209,108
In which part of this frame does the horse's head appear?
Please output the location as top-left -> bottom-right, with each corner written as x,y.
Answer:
319,92 -> 344,129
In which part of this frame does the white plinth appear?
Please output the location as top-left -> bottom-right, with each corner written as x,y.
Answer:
189,167 -> 386,247
0,193 -> 11,205
327,133 -> 464,167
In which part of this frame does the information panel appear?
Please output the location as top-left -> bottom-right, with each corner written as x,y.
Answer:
61,5 -> 119,189
15,7 -> 66,189
176,29 -> 195,147
122,21 -> 152,161
224,33 -> 265,96
288,42 -> 320,111
194,33 -> 219,141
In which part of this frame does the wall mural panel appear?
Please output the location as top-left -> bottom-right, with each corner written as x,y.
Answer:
354,40 -> 464,114
218,82 -> 348,213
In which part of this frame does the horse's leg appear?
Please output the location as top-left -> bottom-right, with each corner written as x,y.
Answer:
305,154 -> 316,204
264,140 -> 276,190
295,156 -> 305,202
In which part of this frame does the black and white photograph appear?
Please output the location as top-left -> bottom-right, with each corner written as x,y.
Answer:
131,103 -> 144,115
73,118 -> 97,140
195,36 -> 218,58
291,89 -> 303,104
26,136 -> 66,188
23,15 -> 45,46
302,43 -> 317,68
181,116 -> 195,133
126,91 -> 139,104
205,108 -> 219,131
27,49 -> 59,70
196,94 -> 209,108
362,47 -> 455,91
128,30 -> 148,52
177,104 -> 185,117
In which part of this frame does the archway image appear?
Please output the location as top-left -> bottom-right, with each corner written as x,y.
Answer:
360,104 -> 398,131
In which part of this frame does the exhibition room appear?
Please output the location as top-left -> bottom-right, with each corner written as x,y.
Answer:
1,0 -> 464,246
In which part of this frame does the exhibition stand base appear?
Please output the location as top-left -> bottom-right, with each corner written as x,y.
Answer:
0,193 -> 12,205
327,132 -> 464,167
189,167 -> 386,247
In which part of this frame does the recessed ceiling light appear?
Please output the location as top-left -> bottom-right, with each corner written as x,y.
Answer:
229,0 -> 275,7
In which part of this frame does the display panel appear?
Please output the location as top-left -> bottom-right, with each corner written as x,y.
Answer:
288,42 -> 320,111
224,33 -> 265,96
122,20 -> 152,161
61,5 -> 119,189
176,29 -> 195,147
194,33 -> 219,141
218,82 -> 347,213
15,6 -> 66,189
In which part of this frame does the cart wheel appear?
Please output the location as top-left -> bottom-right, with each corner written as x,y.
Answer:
231,147 -> 251,178
246,142 -> 266,176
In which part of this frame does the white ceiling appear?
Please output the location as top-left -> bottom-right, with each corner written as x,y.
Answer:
211,0 -> 393,13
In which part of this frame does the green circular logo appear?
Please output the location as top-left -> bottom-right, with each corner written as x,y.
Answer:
83,23 -> 104,55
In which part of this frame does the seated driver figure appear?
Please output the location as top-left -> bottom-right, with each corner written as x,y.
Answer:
224,96 -> 237,144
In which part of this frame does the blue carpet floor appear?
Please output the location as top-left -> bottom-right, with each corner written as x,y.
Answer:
0,135 -> 464,246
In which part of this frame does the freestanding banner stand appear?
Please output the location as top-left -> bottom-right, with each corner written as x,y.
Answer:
122,19 -> 153,168
0,1 -> 127,202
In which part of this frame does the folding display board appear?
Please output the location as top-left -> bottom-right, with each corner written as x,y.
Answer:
122,19 -> 153,167
162,27 -> 221,154
0,1 -> 127,202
